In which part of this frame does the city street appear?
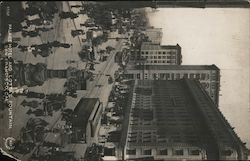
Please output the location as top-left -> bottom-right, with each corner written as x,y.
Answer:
0,1 -> 124,161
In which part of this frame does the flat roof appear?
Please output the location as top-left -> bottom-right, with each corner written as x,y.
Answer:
141,42 -> 180,51
126,64 -> 220,71
145,28 -> 162,32
72,98 -> 99,130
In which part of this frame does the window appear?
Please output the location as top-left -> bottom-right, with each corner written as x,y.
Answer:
163,52 -> 166,54
167,56 -> 171,59
206,74 -> 210,80
126,149 -> 136,155
171,73 -> 175,80
153,73 -> 157,80
158,60 -> 161,63
143,149 -> 152,155
201,73 -> 206,80
154,56 -> 157,59
221,150 -> 233,156
154,60 -> 157,63
162,56 -> 166,59
171,51 -> 177,55
195,73 -> 201,80
141,52 -> 144,54
189,73 -> 195,79
188,149 -> 200,155
176,73 -> 180,79
158,56 -> 161,59
173,149 -> 184,156
145,52 -> 148,55
159,73 -> 165,79
125,74 -> 134,79
211,83 -> 216,89
157,149 -> 168,155
150,56 -> 153,59
183,73 -> 188,78
158,52 -> 162,54
137,74 -> 141,79
166,73 -> 170,80
162,60 -> 166,63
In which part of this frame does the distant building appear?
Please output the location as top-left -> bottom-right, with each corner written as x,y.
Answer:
131,42 -> 182,65
117,80 -> 249,160
154,0 -> 250,8
71,98 -> 103,144
122,64 -> 220,106
99,1 -> 249,8
143,28 -> 163,44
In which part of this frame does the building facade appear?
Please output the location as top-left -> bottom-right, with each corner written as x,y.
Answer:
138,42 -> 182,65
142,28 -> 163,44
71,98 -> 103,145
122,65 -> 220,106
118,80 -> 249,161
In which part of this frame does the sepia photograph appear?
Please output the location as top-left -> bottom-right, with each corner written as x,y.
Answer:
0,1 -> 250,161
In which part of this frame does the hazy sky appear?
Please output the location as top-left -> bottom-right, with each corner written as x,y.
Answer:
147,8 -> 250,148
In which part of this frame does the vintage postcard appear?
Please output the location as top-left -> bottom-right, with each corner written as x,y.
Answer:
0,1 -> 249,161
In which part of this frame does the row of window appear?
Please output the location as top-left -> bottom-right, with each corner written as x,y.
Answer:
144,73 -> 211,81
145,60 -> 175,64
141,55 -> 176,59
126,148 -> 201,156
124,73 -> 217,86
141,51 -> 176,55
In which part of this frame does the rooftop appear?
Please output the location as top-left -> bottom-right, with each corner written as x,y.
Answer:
71,98 -> 99,130
121,80 -> 248,157
145,28 -> 162,32
126,64 -> 220,71
141,42 -> 180,51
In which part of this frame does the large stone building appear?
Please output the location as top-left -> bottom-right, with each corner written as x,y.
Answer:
142,28 -> 163,44
117,80 -> 249,160
122,64 -> 220,106
71,98 -> 103,144
134,42 -> 182,65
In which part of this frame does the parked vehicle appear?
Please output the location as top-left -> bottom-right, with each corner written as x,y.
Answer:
71,29 -> 85,37
108,76 -> 113,84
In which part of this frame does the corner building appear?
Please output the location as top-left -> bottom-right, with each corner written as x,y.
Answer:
137,42 -> 182,65
118,80 -> 249,160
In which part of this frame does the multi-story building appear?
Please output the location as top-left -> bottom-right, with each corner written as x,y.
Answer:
137,42 -> 182,65
71,98 -> 103,144
122,64 -> 220,106
117,79 -> 249,160
142,28 -> 163,44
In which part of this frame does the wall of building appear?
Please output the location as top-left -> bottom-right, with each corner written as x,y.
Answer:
140,49 -> 179,65
124,146 -> 206,160
123,69 -> 219,105
143,28 -> 163,44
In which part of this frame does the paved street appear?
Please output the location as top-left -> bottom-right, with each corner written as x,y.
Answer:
0,1 -> 124,161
